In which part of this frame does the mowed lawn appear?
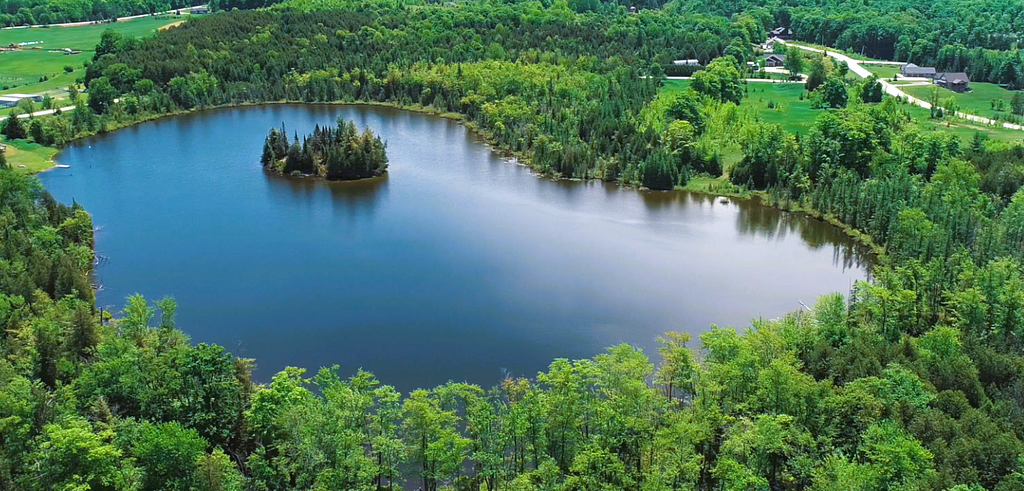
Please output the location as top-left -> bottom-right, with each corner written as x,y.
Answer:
1,138 -> 60,173
745,82 -> 819,135
658,79 -> 1022,148
903,82 -> 1022,118
862,64 -> 900,80
0,15 -> 187,91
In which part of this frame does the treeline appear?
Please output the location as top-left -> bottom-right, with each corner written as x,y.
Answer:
673,0 -> 1024,87
0,168 -> 94,304
48,2 -> 764,189
261,119 -> 388,180
0,0 -> 194,26
4,159 -> 1024,490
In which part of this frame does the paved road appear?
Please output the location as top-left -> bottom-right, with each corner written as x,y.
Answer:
779,40 -> 1024,132
0,106 -> 76,121
1,6 -> 205,30
774,40 -> 1024,132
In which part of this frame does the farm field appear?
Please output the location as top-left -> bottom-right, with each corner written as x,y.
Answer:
0,15 -> 192,96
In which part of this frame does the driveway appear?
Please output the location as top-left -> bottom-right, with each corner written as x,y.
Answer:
779,40 -> 1024,132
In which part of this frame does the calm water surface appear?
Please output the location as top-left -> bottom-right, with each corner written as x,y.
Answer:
42,105 -> 871,391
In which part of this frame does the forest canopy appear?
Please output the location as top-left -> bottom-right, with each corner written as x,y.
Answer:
4,0 -> 1024,488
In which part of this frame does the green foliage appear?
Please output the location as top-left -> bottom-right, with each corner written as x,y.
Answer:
87,77 -> 117,114
860,76 -> 884,103
811,78 -> 849,109
805,55 -> 829,92
264,119 -> 388,180
4,3 -> 1024,491
691,56 -> 743,104
122,420 -> 208,491
784,48 -> 805,80
2,115 -> 27,140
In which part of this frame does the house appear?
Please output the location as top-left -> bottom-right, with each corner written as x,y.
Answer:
900,63 -> 936,78
763,54 -> 787,67
673,59 -> 699,66
935,72 -> 970,93
190,6 -> 209,14
769,27 -> 793,40
0,94 -> 44,108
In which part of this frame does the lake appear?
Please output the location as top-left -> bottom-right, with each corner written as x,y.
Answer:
42,104 -> 872,391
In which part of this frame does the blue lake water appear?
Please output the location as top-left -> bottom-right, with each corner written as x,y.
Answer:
41,104 -> 871,391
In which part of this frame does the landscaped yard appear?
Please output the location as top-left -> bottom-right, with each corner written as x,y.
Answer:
1,138 -> 60,173
862,64 -> 900,80
903,82 -> 1022,118
654,78 -> 1022,161
0,15 -> 192,96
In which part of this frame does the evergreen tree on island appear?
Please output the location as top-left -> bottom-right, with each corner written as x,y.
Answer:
261,118 -> 388,181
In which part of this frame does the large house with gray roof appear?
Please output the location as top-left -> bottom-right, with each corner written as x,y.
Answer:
935,72 -> 970,93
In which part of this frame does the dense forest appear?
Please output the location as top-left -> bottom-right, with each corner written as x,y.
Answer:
3,0 -> 1024,488
262,119 -> 388,180
59,1 -> 749,189
0,0 -> 194,26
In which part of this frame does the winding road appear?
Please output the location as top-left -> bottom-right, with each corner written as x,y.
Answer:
780,40 -> 1024,132
0,106 -> 76,121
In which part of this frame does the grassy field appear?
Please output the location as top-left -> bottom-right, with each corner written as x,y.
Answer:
0,15 -> 191,97
903,82 -> 1022,118
744,82 -> 819,135
862,64 -> 900,80
1,138 -> 60,173
655,79 -> 1022,162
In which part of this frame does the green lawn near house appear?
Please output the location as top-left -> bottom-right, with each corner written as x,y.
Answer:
903,104 -> 1023,143
653,79 -> 1021,163
1,138 -> 60,173
903,82 -> 1021,118
863,64 -> 900,80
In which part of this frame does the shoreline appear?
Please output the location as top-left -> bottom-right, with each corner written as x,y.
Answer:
35,98 -> 884,266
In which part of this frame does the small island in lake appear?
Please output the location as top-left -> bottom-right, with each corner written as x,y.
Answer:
261,118 -> 388,181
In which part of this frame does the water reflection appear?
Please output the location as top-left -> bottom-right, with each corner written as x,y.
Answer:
41,104 -> 873,391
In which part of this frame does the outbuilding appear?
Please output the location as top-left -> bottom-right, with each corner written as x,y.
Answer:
900,63 -> 936,78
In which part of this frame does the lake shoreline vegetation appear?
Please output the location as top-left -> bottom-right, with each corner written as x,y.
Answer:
261,118 -> 388,180
5,0 -> 1024,489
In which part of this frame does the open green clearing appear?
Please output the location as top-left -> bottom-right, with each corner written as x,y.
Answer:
1,137 -> 59,173
903,82 -> 1022,118
657,79 -> 1022,153
0,15 -> 190,95
862,64 -> 900,80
